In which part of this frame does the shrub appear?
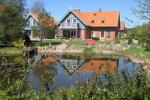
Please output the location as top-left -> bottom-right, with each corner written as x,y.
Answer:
92,37 -> 99,41
145,42 -> 150,51
114,38 -> 121,44
12,38 -> 25,48
82,46 -> 95,59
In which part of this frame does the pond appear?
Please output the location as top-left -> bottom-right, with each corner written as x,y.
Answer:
0,54 -> 141,94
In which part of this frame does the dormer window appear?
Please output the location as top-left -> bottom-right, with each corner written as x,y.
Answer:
91,20 -> 95,23
67,19 -> 71,23
101,20 -> 105,23
93,13 -> 97,16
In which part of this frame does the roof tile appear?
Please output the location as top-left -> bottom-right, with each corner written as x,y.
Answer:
72,10 -> 120,27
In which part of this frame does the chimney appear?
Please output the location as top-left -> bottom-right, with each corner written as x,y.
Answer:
93,13 -> 97,16
72,9 -> 80,13
98,9 -> 102,12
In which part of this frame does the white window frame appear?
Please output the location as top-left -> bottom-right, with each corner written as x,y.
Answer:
73,18 -> 76,23
72,18 -> 77,27
100,31 -> 105,39
107,31 -> 111,38
66,18 -> 71,23
91,31 -> 96,38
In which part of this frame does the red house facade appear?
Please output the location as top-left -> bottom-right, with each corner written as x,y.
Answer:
57,9 -> 125,40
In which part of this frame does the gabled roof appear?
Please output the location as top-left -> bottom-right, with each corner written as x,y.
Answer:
120,21 -> 125,31
30,12 -> 39,22
26,12 -> 57,25
72,9 -> 120,27
75,59 -> 117,74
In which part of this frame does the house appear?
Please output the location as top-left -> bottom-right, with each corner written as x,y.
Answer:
57,9 -> 125,40
119,21 -> 125,36
24,12 -> 57,40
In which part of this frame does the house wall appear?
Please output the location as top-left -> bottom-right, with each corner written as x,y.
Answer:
85,27 -> 118,40
59,13 -> 85,29
25,16 -> 39,31
80,29 -> 91,39
80,29 -> 86,39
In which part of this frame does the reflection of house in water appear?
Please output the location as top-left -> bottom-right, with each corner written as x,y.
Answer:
59,58 -> 118,74
76,59 -> 118,74
59,58 -> 86,73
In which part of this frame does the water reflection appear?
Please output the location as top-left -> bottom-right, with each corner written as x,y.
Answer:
24,55 -> 141,92
0,56 -> 26,90
0,55 -> 141,94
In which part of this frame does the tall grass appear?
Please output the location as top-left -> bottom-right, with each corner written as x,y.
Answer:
0,70 -> 150,99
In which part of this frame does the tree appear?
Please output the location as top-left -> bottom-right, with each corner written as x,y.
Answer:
0,0 -> 25,44
141,24 -> 150,50
130,0 -> 150,51
30,0 -> 44,13
32,10 -> 56,44
133,0 -> 150,21
31,1 -> 56,44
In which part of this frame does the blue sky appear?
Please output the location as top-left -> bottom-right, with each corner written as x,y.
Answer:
26,0 -> 143,28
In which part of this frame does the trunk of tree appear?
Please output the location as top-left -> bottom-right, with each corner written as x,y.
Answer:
40,36 -> 42,45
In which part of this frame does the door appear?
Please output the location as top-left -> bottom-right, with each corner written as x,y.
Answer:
100,31 -> 105,39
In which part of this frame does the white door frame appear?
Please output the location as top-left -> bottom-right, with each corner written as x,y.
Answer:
100,31 -> 105,39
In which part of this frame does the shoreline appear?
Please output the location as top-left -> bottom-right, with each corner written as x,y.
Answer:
0,48 -> 150,77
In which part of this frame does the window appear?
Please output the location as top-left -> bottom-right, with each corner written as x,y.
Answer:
33,20 -> 36,27
93,13 -> 97,16
73,19 -> 76,23
66,19 -> 71,26
91,20 -> 95,23
73,19 -> 77,27
91,31 -> 96,37
27,21 -> 30,26
100,31 -> 105,39
101,20 -> 105,23
67,19 -> 71,23
107,32 -> 111,38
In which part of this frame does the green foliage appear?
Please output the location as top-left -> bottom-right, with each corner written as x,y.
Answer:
83,46 -> 95,59
0,56 -> 150,100
54,72 -> 150,100
0,0 -> 25,43
126,23 -> 150,51
67,39 -> 85,46
92,37 -> 99,41
33,40 -> 62,47
31,8 -> 57,44
12,38 -> 25,48
114,38 -> 121,44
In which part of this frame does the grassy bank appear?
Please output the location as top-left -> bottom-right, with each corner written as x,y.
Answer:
33,39 -> 63,47
0,47 -> 23,55
66,39 -> 109,46
1,72 -> 150,99
122,47 -> 150,60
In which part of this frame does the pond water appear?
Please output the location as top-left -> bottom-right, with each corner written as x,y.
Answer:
0,54 -> 141,93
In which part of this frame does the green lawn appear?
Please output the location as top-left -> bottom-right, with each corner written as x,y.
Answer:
33,39 -> 63,47
67,39 -> 85,46
66,39 -> 108,46
0,47 -> 23,55
123,47 -> 150,60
